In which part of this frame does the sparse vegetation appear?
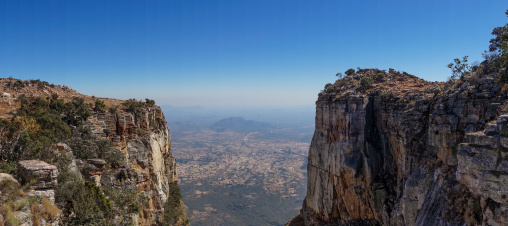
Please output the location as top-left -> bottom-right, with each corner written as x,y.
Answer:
103,187 -> 147,217
163,183 -> 189,226
13,79 -> 25,90
360,76 -> 373,90
94,99 -> 106,112
108,106 -> 117,114
145,98 -> 156,107
0,180 -> 62,226
380,90 -> 393,101
324,83 -> 333,92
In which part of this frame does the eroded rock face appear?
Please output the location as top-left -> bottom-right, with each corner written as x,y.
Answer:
457,115 -> 508,225
81,158 -> 106,186
84,106 -> 185,225
294,71 -> 508,226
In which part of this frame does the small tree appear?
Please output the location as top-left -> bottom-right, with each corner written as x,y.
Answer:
483,10 -> 508,82
447,56 -> 470,80
336,73 -> 343,79
345,68 -> 356,76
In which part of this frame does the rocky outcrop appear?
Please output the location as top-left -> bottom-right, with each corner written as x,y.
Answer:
18,160 -> 59,204
81,158 -> 106,185
292,69 -> 508,225
457,115 -> 508,225
83,106 -> 186,225
0,79 -> 187,225
18,160 -> 58,190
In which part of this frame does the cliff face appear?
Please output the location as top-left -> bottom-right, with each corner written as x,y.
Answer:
293,69 -> 508,225
85,106 -> 186,225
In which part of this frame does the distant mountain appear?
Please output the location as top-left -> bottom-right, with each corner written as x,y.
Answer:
210,117 -> 276,134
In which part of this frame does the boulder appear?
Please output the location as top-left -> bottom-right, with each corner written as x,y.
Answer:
17,160 -> 58,190
0,173 -> 19,186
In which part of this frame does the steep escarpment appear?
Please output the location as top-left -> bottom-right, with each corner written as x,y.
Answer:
0,78 -> 188,225
291,68 -> 508,225
83,103 -> 187,225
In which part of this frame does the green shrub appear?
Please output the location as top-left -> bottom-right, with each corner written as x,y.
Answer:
380,90 -> 393,101
324,83 -> 333,92
94,100 -> 106,112
13,79 -> 25,89
6,210 -> 19,226
49,98 -> 66,114
123,99 -> 144,118
67,137 -> 99,160
97,139 -> 124,164
63,97 -> 91,126
345,68 -> 356,76
103,187 -> 146,214
35,112 -> 71,143
145,98 -> 155,107
55,171 -> 83,203
59,181 -> 113,225
0,180 -> 23,203
360,77 -> 374,90
0,161 -> 17,175
108,107 -> 117,114
163,183 -> 188,225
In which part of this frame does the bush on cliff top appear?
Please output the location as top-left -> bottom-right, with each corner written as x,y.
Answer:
360,76 -> 374,90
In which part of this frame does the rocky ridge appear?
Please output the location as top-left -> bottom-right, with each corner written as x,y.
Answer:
0,78 -> 188,225
290,68 -> 508,225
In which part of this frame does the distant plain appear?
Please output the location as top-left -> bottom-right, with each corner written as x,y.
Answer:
164,106 -> 314,225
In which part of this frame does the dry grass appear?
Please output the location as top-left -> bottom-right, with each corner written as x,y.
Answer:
41,198 -> 60,219
29,197 -> 61,225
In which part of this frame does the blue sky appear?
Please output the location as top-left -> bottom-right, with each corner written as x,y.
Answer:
1,0 -> 508,107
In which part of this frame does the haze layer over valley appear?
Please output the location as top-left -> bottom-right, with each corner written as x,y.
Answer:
163,106 -> 314,225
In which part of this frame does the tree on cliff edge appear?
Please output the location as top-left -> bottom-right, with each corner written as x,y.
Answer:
484,10 -> 508,82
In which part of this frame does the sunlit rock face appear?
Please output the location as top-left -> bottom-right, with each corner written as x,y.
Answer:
291,69 -> 508,226
86,106 -> 186,225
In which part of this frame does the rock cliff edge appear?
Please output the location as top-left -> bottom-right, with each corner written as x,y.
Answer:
290,68 -> 508,225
